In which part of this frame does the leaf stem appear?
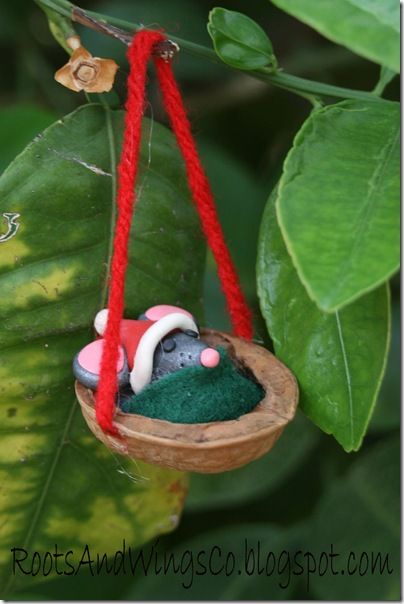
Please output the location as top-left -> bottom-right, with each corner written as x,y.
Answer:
372,65 -> 397,97
34,0 -> 76,52
36,0 -> 383,103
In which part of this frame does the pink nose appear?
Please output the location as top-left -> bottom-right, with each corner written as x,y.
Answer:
200,348 -> 220,368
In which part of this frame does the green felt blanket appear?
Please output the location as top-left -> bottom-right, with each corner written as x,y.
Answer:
120,350 -> 263,423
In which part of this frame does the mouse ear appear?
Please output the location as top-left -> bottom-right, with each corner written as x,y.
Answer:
139,304 -> 195,322
73,339 -> 129,390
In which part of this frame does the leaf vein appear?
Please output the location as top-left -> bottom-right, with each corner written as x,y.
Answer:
0,240 -> 105,282
3,399 -> 77,596
331,123 -> 399,304
335,310 -> 354,447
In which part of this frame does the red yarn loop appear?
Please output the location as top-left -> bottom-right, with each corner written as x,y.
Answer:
95,30 -> 253,434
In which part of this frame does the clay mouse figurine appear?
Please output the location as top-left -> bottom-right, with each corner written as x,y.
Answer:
73,304 -> 220,394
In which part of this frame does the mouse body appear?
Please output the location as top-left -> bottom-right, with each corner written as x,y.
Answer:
73,305 -> 220,394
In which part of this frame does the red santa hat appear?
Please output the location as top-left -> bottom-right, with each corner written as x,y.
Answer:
94,305 -> 199,394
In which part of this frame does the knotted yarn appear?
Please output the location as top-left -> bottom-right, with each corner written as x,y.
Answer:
96,29 -> 253,433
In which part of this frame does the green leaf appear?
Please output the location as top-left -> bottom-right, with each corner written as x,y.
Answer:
0,104 -> 206,595
310,436 -> 400,599
0,105 -> 56,174
270,0 -> 399,72
370,299 -> 400,431
186,411 -> 318,511
276,100 -> 399,312
257,190 -> 390,452
208,7 -> 276,71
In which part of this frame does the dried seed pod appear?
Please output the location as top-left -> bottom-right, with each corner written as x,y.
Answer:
55,46 -> 119,93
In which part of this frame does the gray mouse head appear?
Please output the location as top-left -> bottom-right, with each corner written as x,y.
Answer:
152,330 -> 220,381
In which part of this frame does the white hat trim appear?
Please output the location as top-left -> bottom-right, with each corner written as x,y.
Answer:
130,312 -> 198,394
94,308 -> 109,335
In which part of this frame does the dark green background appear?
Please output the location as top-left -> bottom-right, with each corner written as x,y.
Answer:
0,0 -> 400,599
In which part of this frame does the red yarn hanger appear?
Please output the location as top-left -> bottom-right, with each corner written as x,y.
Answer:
96,29 -> 253,434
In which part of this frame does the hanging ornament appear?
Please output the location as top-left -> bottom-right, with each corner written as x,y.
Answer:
74,29 -> 298,473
